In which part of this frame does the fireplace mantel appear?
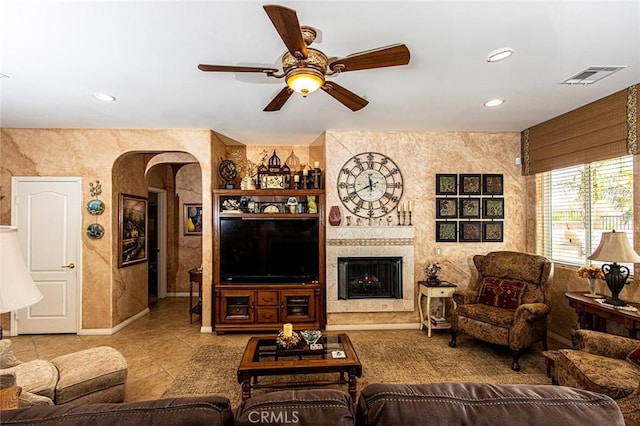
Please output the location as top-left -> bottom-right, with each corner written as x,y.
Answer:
326,226 -> 415,313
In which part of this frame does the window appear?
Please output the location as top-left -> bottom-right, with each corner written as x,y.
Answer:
537,155 -> 634,268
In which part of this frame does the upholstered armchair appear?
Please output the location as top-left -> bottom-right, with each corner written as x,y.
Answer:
556,329 -> 640,425
449,251 -> 552,371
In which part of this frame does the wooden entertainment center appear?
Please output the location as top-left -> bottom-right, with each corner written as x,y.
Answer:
212,189 -> 326,333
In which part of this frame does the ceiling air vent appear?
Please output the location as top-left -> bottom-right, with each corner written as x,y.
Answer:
561,66 -> 626,85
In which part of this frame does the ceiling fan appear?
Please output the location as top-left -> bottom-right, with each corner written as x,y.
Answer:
198,4 -> 411,112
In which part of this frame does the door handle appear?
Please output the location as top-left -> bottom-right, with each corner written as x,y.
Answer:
62,263 -> 75,269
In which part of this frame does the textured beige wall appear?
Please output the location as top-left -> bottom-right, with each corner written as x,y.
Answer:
0,128 -> 214,330
323,131 -> 527,326
176,164 -> 203,293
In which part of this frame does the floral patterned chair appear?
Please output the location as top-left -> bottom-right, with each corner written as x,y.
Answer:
449,251 -> 552,371
556,329 -> 640,425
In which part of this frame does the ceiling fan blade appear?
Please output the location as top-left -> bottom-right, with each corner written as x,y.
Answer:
321,82 -> 369,111
263,5 -> 308,59
264,87 -> 294,112
329,44 -> 410,72
198,64 -> 278,74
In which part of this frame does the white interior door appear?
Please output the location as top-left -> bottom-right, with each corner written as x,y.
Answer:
12,177 -> 81,334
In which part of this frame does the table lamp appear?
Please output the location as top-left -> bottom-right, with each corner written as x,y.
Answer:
588,230 -> 640,306
0,226 -> 44,339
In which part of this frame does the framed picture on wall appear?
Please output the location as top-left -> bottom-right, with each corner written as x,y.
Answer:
118,193 -> 148,268
459,221 -> 482,242
482,174 -> 504,195
436,221 -> 458,242
459,198 -> 481,218
436,174 -> 458,195
483,198 -> 505,219
436,198 -> 458,218
483,221 -> 504,242
459,174 -> 481,195
184,204 -> 203,235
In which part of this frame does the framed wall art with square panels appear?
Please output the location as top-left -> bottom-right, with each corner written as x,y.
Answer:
436,221 -> 458,242
459,198 -> 481,218
436,198 -> 458,218
482,174 -> 504,195
459,221 -> 482,242
459,174 -> 481,195
483,198 -> 505,219
483,221 -> 504,242
436,174 -> 458,195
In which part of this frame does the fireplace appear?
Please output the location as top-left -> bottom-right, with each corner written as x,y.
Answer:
338,257 -> 402,300
326,226 -> 414,314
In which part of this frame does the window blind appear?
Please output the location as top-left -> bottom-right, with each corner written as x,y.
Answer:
536,155 -> 634,269
523,85 -> 638,175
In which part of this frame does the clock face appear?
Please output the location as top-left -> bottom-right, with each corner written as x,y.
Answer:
337,152 -> 403,218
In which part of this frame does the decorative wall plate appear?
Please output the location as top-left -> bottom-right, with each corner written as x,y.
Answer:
87,199 -> 105,215
86,223 -> 104,239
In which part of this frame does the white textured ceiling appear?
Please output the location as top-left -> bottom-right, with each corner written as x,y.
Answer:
1,0 -> 639,146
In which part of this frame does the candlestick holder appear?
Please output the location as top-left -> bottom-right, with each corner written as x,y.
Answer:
402,211 -> 407,226
301,175 -> 308,189
397,210 -> 402,226
314,168 -> 320,189
408,211 -> 412,226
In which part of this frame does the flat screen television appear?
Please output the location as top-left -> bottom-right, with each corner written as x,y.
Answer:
219,217 -> 319,284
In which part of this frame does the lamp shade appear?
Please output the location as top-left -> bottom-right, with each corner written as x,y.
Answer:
286,67 -> 324,96
588,231 -> 640,263
0,226 -> 44,313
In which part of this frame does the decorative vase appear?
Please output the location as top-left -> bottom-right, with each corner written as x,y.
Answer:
329,205 -> 342,226
588,278 -> 597,296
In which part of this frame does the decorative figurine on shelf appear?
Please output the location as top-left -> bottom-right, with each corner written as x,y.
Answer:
425,262 -> 442,285
218,159 -> 238,189
307,195 -> 317,214
576,264 -> 604,297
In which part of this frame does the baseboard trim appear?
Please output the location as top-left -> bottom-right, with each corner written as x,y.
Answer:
326,323 -> 421,331
78,308 -> 150,335
166,293 -> 189,297
548,330 -> 571,347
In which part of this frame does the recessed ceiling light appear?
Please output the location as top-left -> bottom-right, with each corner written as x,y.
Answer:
484,99 -> 504,107
92,93 -> 116,102
486,47 -> 513,63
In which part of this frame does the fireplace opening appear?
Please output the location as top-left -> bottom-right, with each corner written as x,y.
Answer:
338,257 -> 402,300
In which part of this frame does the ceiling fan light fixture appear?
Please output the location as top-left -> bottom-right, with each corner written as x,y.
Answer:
286,67 -> 325,97
486,47 -> 513,63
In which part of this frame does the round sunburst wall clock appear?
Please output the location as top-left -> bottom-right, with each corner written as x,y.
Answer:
337,152 -> 404,218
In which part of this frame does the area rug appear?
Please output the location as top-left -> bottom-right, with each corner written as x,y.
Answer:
162,329 -> 552,409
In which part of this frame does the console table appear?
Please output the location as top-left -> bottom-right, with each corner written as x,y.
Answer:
189,268 -> 202,324
565,292 -> 640,339
418,281 -> 457,337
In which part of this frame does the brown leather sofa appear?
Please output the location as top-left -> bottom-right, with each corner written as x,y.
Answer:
2,383 -> 624,426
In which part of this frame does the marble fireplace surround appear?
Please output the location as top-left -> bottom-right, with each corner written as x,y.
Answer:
326,226 -> 415,313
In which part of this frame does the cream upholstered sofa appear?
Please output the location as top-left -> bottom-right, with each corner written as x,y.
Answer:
0,339 -> 127,406
449,251 -> 553,371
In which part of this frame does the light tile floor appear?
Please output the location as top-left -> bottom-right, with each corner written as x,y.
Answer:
9,297 -> 209,402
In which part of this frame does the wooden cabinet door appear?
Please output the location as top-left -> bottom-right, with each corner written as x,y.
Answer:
281,289 -> 316,323
219,290 -> 254,323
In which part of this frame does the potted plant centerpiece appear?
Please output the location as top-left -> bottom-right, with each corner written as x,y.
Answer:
576,265 -> 604,296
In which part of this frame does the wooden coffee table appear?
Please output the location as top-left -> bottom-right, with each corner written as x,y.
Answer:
237,333 -> 362,401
